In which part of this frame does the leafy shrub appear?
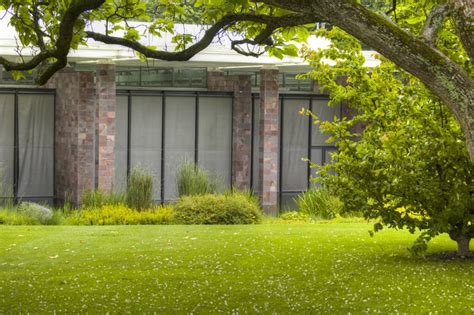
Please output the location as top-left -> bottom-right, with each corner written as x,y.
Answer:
294,186 -> 343,220
173,193 -> 262,225
65,204 -> 173,225
177,160 -> 217,197
82,189 -> 125,208
16,202 -> 53,224
126,166 -> 154,211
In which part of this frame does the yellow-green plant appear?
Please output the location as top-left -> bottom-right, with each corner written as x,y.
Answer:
66,204 -> 173,225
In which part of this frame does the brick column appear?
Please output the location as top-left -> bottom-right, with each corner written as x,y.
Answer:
232,76 -> 252,189
258,67 -> 279,215
46,68 -> 95,205
207,70 -> 253,189
95,62 -> 116,192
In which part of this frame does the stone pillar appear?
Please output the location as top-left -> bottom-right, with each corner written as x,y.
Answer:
95,62 -> 116,192
232,76 -> 252,189
46,68 -> 95,205
258,67 -> 279,215
207,70 -> 253,189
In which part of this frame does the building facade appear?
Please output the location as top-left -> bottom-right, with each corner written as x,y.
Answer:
0,61 -> 349,214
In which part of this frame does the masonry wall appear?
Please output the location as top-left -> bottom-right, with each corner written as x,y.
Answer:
258,68 -> 280,215
46,69 -> 95,205
46,64 -> 117,205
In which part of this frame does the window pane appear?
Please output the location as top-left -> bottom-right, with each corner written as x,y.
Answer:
281,98 -> 309,192
130,96 -> 162,200
164,96 -> 196,201
115,96 -> 128,192
17,94 -> 54,200
198,96 -> 232,188
0,94 -> 14,198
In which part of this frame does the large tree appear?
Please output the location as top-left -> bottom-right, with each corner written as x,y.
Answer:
0,0 -> 472,161
304,27 -> 473,256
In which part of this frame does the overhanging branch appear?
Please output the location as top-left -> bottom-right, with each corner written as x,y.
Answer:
86,13 -> 315,61
421,4 -> 450,45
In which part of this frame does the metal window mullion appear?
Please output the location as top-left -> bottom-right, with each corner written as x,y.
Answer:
53,91 -> 57,204
250,95 -> 255,191
307,98 -> 313,190
230,95 -> 234,188
194,93 -> 199,165
13,91 -> 19,204
160,93 -> 166,204
126,92 -> 132,179
278,96 -> 284,211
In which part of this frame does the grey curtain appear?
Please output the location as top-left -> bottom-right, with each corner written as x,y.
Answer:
198,96 -> 232,189
130,95 -> 162,200
116,93 -> 234,202
281,98 -> 310,192
114,95 -> 129,192
0,94 -> 14,197
164,96 -> 195,201
17,94 -> 54,200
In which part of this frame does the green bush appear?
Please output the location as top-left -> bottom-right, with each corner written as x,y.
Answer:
294,186 -> 343,220
82,189 -> 125,208
126,166 -> 154,211
177,160 -> 217,197
173,192 -> 262,225
65,204 -> 173,225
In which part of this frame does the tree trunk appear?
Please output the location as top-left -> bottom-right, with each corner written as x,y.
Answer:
449,231 -> 472,257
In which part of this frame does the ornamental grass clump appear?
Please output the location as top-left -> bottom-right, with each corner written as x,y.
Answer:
177,160 -> 217,197
126,166 -> 154,211
294,186 -> 343,220
82,189 -> 125,208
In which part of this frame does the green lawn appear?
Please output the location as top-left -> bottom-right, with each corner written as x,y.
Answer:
0,224 -> 472,313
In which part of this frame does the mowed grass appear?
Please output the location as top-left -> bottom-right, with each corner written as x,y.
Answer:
0,224 -> 472,313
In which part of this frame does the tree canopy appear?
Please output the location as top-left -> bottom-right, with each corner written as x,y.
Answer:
0,0 -> 472,161
303,27 -> 473,256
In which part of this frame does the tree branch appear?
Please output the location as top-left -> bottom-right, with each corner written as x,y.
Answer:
31,5 -> 46,50
86,13 -> 315,61
421,4 -> 450,45
0,0 -> 106,85
449,0 -> 474,62
0,51 -> 52,71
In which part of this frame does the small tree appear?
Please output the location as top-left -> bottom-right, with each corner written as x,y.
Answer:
305,28 -> 473,256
